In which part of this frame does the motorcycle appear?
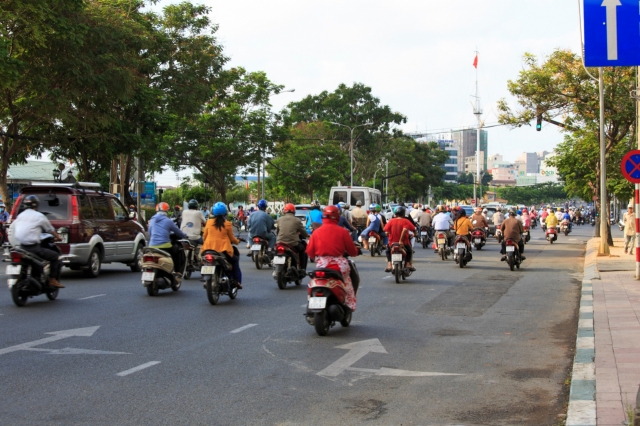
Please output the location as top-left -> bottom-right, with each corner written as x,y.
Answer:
420,226 -> 431,249
141,236 -> 186,296
541,218 -> 547,231
250,235 -> 272,269
505,238 -> 522,271
272,240 -> 307,289
471,228 -> 486,250
523,226 -> 530,244
453,236 -> 471,268
560,219 -> 571,236
545,226 -> 558,244
389,242 -> 413,283
591,217 -> 596,226
201,245 -> 244,305
367,231 -> 384,257
305,259 -> 359,336
530,218 -> 537,229
183,240 -> 202,280
6,230 -> 69,307
435,231 -> 451,260
495,228 -> 504,244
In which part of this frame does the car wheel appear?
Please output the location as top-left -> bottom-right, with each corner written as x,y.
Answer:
130,244 -> 144,272
84,248 -> 102,278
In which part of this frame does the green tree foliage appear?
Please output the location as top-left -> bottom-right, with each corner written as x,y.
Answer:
496,182 -> 567,205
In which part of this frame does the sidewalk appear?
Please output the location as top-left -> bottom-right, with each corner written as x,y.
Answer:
571,237 -> 640,425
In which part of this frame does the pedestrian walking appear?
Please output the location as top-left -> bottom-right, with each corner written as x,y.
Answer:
623,205 -> 636,255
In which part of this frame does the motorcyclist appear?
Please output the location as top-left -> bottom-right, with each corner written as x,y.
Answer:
148,202 -> 187,279
12,195 -> 64,288
374,204 -> 389,245
492,207 -> 505,228
500,209 -> 525,261
555,207 -> 564,222
172,205 -> 182,227
521,208 -> 531,228
453,208 -> 473,256
276,203 -> 309,272
545,208 -> 559,230
433,205 -> 454,250
128,204 -> 138,221
470,207 -> 489,236
417,205 -> 433,239
383,206 -> 416,272
201,202 -> 243,289
306,205 -> 359,312
336,204 -> 356,236
236,205 -> 246,228
361,204 -> 382,250
247,199 -> 276,253
180,199 -> 206,246
561,209 -> 573,231
351,201 -> 368,231
410,203 -> 423,221
305,200 -> 323,234
0,202 -> 8,223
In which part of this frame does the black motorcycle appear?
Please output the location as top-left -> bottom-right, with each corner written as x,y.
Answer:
250,235 -> 272,269
505,238 -> 522,271
183,240 -> 202,280
201,240 -> 245,305
272,240 -> 306,289
6,230 -> 68,307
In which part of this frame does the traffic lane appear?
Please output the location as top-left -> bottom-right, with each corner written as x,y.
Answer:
0,229 -> 583,425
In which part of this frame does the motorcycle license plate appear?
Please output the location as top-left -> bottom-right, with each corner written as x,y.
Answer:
141,272 -> 155,282
506,246 -> 515,252
6,265 -> 20,275
251,244 -> 262,251
421,232 -> 427,236
457,243 -> 466,249
368,237 -> 376,243
273,256 -> 286,265
200,265 -> 215,274
308,297 -> 327,309
391,254 -> 403,262
437,238 -> 445,244
59,234 -> 68,244
474,239 -> 481,244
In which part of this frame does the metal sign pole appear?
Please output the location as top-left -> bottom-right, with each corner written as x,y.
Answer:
599,67 -> 610,255
636,184 -> 639,279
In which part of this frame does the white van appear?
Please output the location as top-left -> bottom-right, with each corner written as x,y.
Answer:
329,186 -> 382,209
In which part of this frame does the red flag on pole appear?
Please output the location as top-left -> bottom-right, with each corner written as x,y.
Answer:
473,54 -> 478,68
245,180 -> 249,189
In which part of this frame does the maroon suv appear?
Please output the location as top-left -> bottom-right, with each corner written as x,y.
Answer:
8,182 -> 147,277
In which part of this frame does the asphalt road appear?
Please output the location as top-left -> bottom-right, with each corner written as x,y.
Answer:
0,223 -> 593,425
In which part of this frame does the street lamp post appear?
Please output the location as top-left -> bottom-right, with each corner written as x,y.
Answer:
329,121 -> 373,186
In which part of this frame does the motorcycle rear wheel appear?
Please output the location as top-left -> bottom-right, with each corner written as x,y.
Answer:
46,288 -> 58,300
206,275 -> 220,305
340,310 -> 352,327
11,284 -> 28,306
459,249 -> 465,268
394,264 -> 401,283
255,250 -> 263,270
314,311 -> 330,336
146,281 -> 158,296
370,243 -> 376,257
440,248 -> 446,261
276,267 -> 287,290
508,255 -> 514,271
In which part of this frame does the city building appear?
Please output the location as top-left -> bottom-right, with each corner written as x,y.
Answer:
464,151 -> 485,174
515,151 -> 559,186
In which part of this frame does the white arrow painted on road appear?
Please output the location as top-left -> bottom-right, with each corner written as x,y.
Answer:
602,0 -> 621,60
0,326 -> 100,356
317,338 -> 463,378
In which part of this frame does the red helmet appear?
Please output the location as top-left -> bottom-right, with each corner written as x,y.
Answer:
156,202 -> 170,212
283,203 -> 295,214
322,205 -> 340,222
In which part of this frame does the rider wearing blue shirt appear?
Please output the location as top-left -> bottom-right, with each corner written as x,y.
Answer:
305,200 -> 323,234
148,202 -> 187,276
562,211 -> 572,231
247,199 -> 276,250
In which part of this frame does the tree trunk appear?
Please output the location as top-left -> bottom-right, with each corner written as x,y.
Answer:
0,158 -> 11,210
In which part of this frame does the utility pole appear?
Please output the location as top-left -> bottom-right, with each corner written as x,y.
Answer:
472,49 -> 482,207
599,67 -> 610,255
635,66 -> 640,278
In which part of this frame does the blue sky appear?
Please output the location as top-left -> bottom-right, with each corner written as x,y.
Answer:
154,0 -> 583,185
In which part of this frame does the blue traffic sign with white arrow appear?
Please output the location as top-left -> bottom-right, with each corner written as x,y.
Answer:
584,0 -> 640,67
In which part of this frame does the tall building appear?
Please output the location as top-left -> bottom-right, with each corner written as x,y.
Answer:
516,152 -> 539,174
450,129 -> 488,172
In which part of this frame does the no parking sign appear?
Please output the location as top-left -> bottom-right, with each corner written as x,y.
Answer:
621,150 -> 640,183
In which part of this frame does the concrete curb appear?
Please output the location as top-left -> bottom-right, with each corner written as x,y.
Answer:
565,238 -> 598,426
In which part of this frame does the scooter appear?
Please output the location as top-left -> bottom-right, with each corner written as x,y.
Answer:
530,218 -> 537,229
435,231 -> 451,260
367,231 -> 384,257
250,235 -> 272,269
389,241 -> 413,283
272,240 -> 307,289
545,226 -> 558,244
505,238 -> 522,271
453,235 -> 472,268
305,259 -> 359,336
471,228 -> 486,250
523,226 -> 530,244
420,226 -> 431,249
6,230 -> 69,307
495,228 -> 504,244
201,244 -> 244,305
560,220 -> 571,236
141,236 -> 186,296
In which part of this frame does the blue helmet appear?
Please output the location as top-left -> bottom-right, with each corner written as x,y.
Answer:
212,202 -> 227,216
369,203 -> 376,211
335,204 -> 342,212
517,210 -> 522,216
257,199 -> 268,211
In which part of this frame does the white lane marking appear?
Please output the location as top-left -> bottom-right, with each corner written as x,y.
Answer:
116,361 -> 161,377
230,324 -> 258,334
78,294 -> 106,300
383,276 -> 393,280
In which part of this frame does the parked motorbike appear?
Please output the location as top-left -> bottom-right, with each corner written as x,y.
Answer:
591,217 -> 596,226
141,236 -> 185,296
505,238 -> 522,271
272,240 -> 306,289
560,219 -> 571,236
305,259 -> 359,336
6,230 -> 69,307
183,240 -> 202,280
251,235 -> 272,269
523,226 -> 530,244
545,226 -> 558,244
367,231 -> 384,257
453,236 -> 471,268
389,242 -> 413,283
201,244 -> 244,305
471,228 -> 486,250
